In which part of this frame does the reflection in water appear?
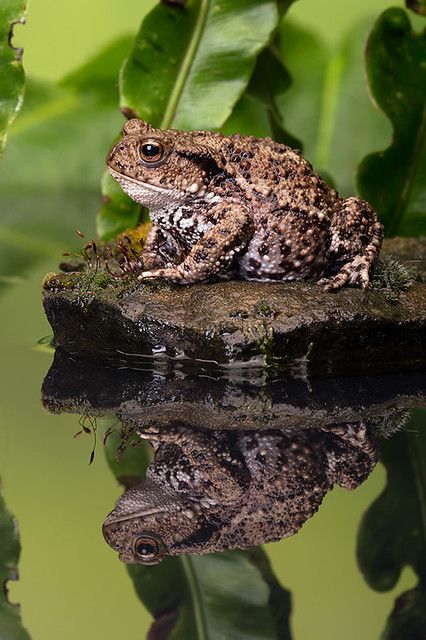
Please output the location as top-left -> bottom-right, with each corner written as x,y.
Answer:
42,350 -> 425,565
103,423 -> 378,563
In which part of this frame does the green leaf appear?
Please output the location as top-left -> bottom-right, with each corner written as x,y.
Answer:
229,44 -> 301,149
277,19 -> 391,196
104,423 -> 292,639
357,8 -> 426,236
103,421 -> 152,488
98,173 -> 141,241
98,0 -> 279,239
0,478 -> 31,639
121,0 -> 278,131
0,0 -> 27,156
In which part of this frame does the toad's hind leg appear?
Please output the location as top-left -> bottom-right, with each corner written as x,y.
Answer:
318,197 -> 383,291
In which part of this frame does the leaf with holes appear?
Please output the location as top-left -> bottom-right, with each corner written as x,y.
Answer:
357,8 -> 426,236
0,0 -> 27,156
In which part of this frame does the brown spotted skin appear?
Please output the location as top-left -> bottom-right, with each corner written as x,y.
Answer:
102,422 -> 378,562
107,119 -> 383,289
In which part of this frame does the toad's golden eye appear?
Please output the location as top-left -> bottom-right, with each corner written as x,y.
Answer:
138,140 -> 164,163
134,535 -> 161,560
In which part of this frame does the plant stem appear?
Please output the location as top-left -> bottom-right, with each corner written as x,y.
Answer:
161,0 -> 210,128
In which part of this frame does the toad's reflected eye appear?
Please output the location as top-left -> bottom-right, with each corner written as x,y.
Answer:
138,141 -> 164,163
134,535 -> 161,560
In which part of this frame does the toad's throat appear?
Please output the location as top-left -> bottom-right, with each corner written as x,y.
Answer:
108,166 -> 173,193
103,505 -> 173,527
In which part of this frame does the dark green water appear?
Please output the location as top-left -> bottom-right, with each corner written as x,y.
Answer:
0,261 -> 424,640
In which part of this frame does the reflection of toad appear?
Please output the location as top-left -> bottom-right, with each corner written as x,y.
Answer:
103,422 -> 378,564
107,119 -> 383,289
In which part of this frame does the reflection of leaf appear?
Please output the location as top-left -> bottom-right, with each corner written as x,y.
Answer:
357,410 -> 426,639
129,550 -> 291,640
103,424 -> 292,639
406,0 -> 426,17
0,38 -> 129,280
277,19 -> 391,196
0,0 -> 27,156
357,9 -> 426,236
98,0 -> 279,238
382,587 -> 426,640
0,478 -> 31,639
103,422 -> 151,487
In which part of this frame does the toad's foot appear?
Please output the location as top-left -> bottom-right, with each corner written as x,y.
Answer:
318,255 -> 372,291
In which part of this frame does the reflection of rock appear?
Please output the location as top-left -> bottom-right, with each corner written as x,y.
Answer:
42,350 -> 426,563
42,237 -> 426,376
43,350 -> 426,433
102,422 -> 378,563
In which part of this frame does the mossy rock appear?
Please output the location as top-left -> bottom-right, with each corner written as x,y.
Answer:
42,237 -> 426,377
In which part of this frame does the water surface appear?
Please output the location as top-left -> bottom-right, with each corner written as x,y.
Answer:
0,262 -> 424,639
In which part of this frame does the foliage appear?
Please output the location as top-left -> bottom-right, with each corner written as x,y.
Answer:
103,424 -> 292,639
0,38 -> 131,282
358,9 -> 426,236
97,1 -> 425,238
357,411 -> 426,639
0,479 -> 31,640
0,1 -> 425,279
406,0 -> 426,17
0,2 -> 425,637
0,0 -> 27,156
98,0 -> 287,239
276,19 -> 391,196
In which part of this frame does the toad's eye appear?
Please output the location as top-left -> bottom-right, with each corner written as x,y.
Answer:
138,141 -> 164,163
134,535 -> 161,560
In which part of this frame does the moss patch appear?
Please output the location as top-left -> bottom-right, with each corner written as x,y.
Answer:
371,254 -> 416,303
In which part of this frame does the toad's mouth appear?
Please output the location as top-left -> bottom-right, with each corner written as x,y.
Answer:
108,166 -> 172,192
103,505 -> 178,528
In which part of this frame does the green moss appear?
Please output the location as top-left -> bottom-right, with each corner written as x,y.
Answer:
253,300 -> 275,318
77,267 -> 112,293
371,254 -> 415,303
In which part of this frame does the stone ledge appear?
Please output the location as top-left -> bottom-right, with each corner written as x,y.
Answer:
42,237 -> 426,377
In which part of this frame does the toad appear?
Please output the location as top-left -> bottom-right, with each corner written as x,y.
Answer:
102,422 -> 377,563
107,119 -> 383,290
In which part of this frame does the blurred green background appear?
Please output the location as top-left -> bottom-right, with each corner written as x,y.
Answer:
20,0 -> 399,80
0,0 -> 418,639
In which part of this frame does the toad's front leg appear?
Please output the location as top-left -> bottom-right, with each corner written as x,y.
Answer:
138,203 -> 254,284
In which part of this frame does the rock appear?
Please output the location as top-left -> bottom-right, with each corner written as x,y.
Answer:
42,350 -> 426,432
42,237 -> 426,377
